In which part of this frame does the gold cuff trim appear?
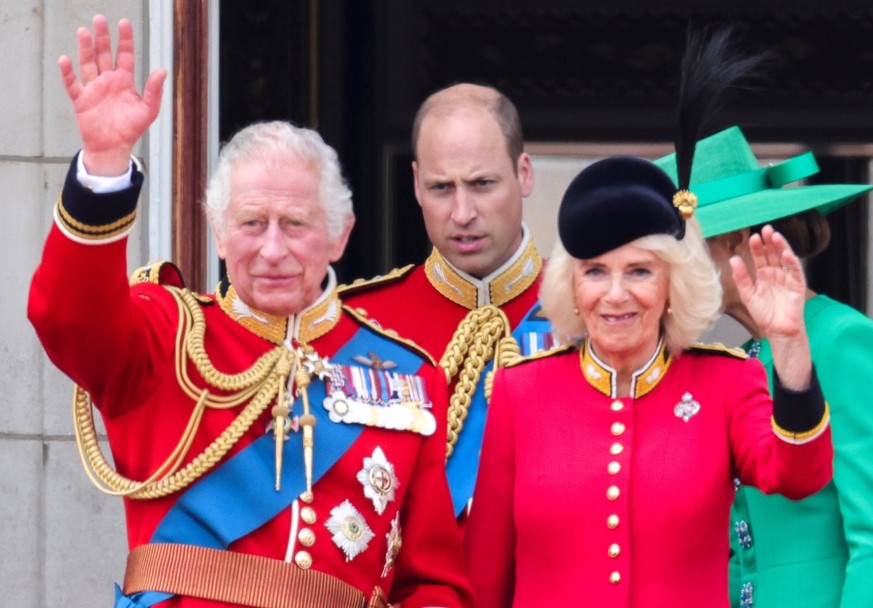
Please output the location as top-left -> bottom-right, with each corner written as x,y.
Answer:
772,402 -> 831,445
56,196 -> 137,240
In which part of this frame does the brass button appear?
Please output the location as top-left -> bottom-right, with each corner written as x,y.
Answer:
300,506 -> 317,525
608,461 -> 621,475
611,422 -> 626,436
610,442 -> 624,455
294,550 -> 313,569
608,543 -> 621,558
610,571 -> 621,585
611,400 -> 624,412
607,486 -> 620,500
298,528 -> 315,547
607,514 -> 620,529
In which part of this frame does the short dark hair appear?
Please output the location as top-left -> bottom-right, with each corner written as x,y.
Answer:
410,83 -> 524,169
752,209 -> 831,259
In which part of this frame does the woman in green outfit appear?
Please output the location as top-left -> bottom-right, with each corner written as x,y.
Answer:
656,126 -> 873,608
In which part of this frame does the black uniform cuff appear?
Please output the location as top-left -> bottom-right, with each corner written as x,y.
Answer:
771,364 -> 827,436
56,155 -> 144,241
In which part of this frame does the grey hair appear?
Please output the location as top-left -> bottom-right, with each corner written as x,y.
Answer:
540,218 -> 722,356
204,121 -> 353,241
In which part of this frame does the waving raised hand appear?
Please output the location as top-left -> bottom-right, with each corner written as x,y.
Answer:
58,15 -> 166,176
730,224 -> 812,389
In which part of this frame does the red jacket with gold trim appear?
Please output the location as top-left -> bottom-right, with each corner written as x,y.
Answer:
28,160 -> 472,608
465,341 -> 832,608
341,236 -> 546,364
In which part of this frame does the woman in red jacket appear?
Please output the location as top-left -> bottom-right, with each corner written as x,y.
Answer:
464,154 -> 833,607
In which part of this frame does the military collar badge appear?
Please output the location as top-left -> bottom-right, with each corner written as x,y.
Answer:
424,225 -> 542,309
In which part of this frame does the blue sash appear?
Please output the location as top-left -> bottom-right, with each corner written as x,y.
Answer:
445,302 -> 553,516
117,323 -> 425,607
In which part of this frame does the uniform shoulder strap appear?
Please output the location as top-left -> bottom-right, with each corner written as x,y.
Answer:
337,264 -> 416,297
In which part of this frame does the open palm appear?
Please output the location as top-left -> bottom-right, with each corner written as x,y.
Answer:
731,225 -> 806,340
59,15 -> 165,174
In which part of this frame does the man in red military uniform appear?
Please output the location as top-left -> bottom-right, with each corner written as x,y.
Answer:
342,84 -> 553,516
28,15 -> 471,608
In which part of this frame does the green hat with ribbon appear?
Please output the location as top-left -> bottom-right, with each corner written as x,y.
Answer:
654,126 -> 872,238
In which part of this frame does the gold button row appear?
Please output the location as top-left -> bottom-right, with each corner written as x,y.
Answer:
296,500 -> 318,569
608,402 -> 624,585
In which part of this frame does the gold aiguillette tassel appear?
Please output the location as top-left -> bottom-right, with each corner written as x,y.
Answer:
295,355 -> 317,503
272,350 -> 294,491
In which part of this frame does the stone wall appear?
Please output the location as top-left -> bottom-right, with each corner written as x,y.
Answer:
0,3 -> 149,606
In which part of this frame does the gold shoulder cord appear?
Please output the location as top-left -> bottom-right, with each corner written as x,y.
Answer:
440,304 -> 520,460
73,287 -> 293,499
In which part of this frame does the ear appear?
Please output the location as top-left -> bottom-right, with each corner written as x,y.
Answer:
214,227 -> 227,260
412,161 -> 423,207
517,152 -> 534,197
328,215 -> 356,262
723,228 -> 751,256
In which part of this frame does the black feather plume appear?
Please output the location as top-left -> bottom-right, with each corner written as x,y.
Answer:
675,25 -> 767,192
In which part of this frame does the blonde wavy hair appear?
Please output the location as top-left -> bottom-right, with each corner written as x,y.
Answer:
540,218 -> 722,356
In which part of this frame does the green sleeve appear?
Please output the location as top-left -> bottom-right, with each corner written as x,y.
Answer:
809,305 -> 873,608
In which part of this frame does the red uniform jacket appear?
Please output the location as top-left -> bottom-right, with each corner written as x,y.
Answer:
28,161 -> 472,608
342,235 -> 552,516
341,232 -> 546,363
465,340 -> 832,608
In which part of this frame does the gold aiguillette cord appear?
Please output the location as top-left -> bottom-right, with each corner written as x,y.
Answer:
295,355 -> 316,502
271,350 -> 294,491
270,346 -> 317,499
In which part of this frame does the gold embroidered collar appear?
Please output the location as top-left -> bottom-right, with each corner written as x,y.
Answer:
217,267 -> 342,345
423,225 -> 542,309
579,337 -> 672,399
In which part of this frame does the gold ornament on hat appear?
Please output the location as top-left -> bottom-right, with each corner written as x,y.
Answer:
672,189 -> 698,220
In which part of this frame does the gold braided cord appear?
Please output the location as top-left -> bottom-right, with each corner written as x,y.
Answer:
441,305 -> 520,460
73,287 -> 292,499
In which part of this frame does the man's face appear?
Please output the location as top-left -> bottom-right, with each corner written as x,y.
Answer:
215,155 -> 351,316
413,109 -> 533,278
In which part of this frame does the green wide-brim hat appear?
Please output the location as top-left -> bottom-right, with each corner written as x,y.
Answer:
654,126 -> 872,238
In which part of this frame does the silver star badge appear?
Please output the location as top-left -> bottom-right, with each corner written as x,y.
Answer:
357,446 -> 399,515
325,500 -> 374,562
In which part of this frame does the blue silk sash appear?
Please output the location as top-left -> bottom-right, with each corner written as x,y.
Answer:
444,302 -> 553,516
117,323 -> 425,607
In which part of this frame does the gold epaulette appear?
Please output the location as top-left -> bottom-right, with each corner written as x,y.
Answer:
689,341 -> 748,359
129,261 -> 212,305
504,343 -> 575,368
337,264 -> 416,296
129,260 -> 185,287
342,304 -> 435,367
